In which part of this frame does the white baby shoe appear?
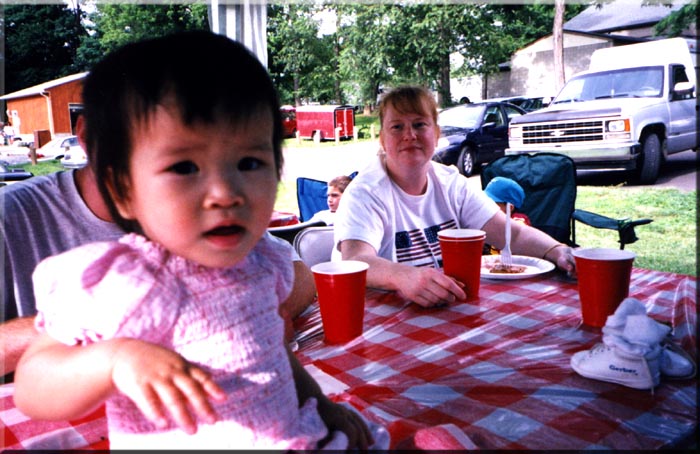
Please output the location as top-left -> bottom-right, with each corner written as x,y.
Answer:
572,299 -> 672,391
571,342 -> 661,390
660,342 -> 696,380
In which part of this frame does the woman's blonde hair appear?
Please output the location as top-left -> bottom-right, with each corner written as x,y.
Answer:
378,86 -> 439,127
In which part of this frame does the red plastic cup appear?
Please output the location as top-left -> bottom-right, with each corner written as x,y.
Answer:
573,248 -> 636,328
438,229 -> 486,301
311,260 -> 369,344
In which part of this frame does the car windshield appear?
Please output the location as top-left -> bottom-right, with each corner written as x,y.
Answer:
438,105 -> 485,129
553,66 -> 664,104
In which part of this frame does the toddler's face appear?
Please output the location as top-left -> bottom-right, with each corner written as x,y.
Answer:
115,104 -> 278,268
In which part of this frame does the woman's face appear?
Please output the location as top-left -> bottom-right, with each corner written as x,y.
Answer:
113,104 -> 278,268
380,103 -> 440,174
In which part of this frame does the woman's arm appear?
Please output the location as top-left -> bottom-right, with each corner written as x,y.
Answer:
15,333 -> 225,434
340,239 -> 466,307
286,346 -> 372,449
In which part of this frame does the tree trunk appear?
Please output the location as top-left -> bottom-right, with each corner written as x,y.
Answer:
437,52 -> 451,107
553,0 -> 566,92
334,25 -> 342,104
294,74 -> 301,106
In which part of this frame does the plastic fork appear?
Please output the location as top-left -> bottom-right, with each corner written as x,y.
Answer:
501,203 -> 513,268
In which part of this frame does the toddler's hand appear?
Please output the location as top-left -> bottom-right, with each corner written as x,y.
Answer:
317,399 -> 374,450
110,339 -> 226,434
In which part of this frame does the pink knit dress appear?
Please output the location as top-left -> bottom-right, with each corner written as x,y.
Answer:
33,233 -> 328,449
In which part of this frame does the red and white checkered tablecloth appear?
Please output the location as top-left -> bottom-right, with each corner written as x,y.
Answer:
1,267 -> 695,450
1,383 -> 108,451
294,268 -> 697,450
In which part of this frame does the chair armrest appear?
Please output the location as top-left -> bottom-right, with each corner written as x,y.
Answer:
572,209 -> 621,230
573,209 -> 653,248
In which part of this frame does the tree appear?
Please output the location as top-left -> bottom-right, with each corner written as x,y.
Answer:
3,4 -> 87,94
336,3 -> 503,108
88,2 -> 209,55
336,4 -> 395,111
654,2 -> 698,37
267,4 -> 336,105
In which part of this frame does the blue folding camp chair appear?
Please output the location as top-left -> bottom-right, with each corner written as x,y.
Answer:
296,177 -> 329,222
481,153 -> 652,249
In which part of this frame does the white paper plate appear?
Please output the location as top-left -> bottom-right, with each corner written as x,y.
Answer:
481,255 -> 555,280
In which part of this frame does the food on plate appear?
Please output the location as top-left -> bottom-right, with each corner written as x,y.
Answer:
489,261 -> 527,274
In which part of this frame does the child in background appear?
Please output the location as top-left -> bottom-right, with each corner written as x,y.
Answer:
484,177 -> 531,255
484,177 -> 531,226
308,174 -> 353,225
14,31 -> 382,450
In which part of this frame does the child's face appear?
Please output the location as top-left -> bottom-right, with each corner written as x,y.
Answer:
115,104 -> 278,268
327,185 -> 343,212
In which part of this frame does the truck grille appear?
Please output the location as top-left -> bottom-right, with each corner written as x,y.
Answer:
522,121 -> 604,144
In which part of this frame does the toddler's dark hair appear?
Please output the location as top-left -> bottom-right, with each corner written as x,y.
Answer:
82,30 -> 283,233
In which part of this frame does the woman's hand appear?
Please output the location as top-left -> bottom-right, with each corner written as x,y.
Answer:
394,265 -> 466,307
550,245 -> 577,278
111,339 -> 226,434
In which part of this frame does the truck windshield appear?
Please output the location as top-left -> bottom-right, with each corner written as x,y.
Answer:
553,66 -> 664,104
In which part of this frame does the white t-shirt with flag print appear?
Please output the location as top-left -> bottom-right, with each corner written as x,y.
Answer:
333,156 -> 499,266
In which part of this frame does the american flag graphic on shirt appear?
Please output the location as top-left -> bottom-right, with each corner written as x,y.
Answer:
395,220 -> 457,268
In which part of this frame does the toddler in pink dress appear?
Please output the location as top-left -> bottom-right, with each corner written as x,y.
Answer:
34,234 -> 329,449
15,31 -> 383,450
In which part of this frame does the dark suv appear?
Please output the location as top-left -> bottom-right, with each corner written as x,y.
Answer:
432,102 -> 525,176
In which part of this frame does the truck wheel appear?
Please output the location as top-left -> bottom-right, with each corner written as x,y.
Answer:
635,133 -> 661,185
458,146 -> 477,177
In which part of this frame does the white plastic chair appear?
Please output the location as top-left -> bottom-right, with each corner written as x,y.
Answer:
268,219 -> 325,244
292,226 -> 335,267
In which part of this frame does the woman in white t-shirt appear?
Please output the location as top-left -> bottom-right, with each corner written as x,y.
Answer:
334,86 -> 576,308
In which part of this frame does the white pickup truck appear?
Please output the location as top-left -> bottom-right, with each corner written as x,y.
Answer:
506,38 -> 697,184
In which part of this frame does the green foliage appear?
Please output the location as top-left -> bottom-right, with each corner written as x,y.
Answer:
336,4 -> 394,107
3,4 -> 86,94
90,2 -> 209,55
268,4 -> 339,106
654,3 -> 697,37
